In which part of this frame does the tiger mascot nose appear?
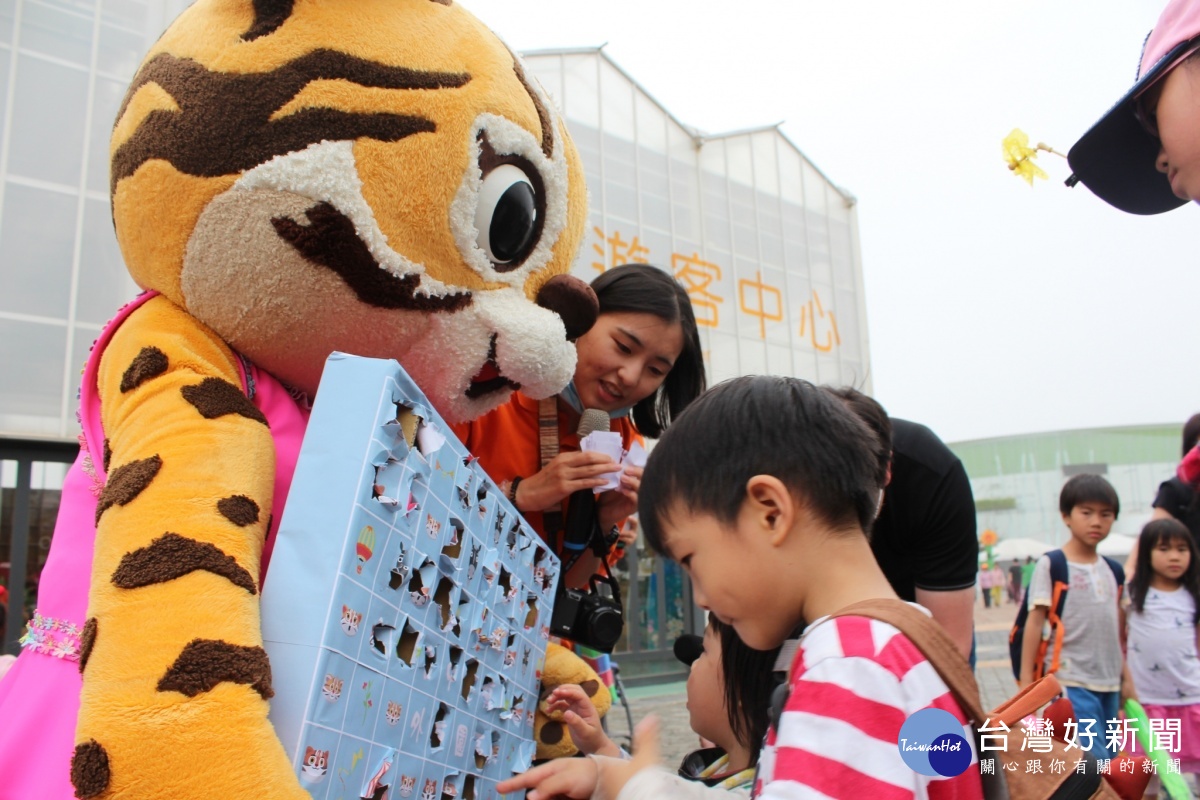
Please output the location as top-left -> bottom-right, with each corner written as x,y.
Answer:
535,275 -> 598,341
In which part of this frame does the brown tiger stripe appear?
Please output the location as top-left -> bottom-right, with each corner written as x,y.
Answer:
243,0 -> 294,41
102,438 -> 112,472
119,345 -> 168,393
273,202 -> 471,312
181,377 -> 268,425
70,740 -> 110,799
112,533 -> 257,594
157,640 -> 274,699
78,618 -> 98,673
112,52 -> 469,191
217,494 -> 260,527
95,455 -> 162,525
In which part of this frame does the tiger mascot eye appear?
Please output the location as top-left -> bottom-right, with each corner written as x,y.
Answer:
0,1 -> 594,798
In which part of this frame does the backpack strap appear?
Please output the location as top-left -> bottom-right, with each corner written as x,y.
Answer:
826,600 -> 987,725
774,600 -> 1070,726
1103,556 -> 1126,599
1040,549 -> 1070,679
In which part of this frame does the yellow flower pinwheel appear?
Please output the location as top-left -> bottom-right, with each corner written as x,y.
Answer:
1003,128 -> 1050,185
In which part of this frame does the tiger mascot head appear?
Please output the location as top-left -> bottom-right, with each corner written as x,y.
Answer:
111,0 -> 594,422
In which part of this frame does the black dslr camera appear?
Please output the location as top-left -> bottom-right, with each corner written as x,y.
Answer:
550,496 -> 625,652
549,575 -> 623,653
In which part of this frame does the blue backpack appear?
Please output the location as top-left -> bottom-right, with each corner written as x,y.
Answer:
1008,549 -> 1125,681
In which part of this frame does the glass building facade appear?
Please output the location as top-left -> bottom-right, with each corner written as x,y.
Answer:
0,7 -> 870,678
0,0 -> 188,439
524,48 -> 870,389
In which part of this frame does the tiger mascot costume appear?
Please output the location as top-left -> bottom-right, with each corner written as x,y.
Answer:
0,1 -> 606,797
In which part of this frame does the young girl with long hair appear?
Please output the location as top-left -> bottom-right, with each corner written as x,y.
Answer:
1125,518 -> 1200,785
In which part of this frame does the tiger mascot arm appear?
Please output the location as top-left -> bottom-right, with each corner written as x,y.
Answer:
72,297 -> 304,799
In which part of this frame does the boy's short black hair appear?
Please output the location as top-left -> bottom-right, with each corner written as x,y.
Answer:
1059,473 -> 1120,518
638,375 -> 880,554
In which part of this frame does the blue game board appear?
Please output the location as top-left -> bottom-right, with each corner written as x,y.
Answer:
262,354 -> 559,800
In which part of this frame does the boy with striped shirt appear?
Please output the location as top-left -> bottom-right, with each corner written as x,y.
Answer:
637,376 -> 983,799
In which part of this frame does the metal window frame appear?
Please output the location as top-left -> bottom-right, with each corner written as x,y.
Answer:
1,436 -> 77,655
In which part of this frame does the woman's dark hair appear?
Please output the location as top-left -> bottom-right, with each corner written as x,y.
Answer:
709,616 -> 778,766
1182,413 -> 1200,456
1129,518 -> 1200,620
591,264 -> 706,438
822,386 -> 892,491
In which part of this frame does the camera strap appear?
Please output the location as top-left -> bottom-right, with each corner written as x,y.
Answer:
537,396 -> 564,542
537,397 -> 622,609
557,527 -> 624,613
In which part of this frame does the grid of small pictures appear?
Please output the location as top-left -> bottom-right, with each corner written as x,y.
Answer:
288,377 -> 558,800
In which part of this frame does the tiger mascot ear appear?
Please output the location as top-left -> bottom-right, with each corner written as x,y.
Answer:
112,0 -> 594,423
0,3 -> 593,799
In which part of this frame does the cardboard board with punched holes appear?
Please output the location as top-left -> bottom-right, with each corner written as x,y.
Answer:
262,353 -> 559,800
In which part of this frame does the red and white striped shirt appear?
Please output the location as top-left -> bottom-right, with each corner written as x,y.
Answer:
754,614 -> 984,800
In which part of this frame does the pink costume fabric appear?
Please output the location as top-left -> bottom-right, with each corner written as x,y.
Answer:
0,292 -> 309,800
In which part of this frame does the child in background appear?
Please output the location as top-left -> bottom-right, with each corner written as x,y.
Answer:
501,615 -> 777,798
1125,518 -> 1200,788
1019,474 -> 1135,762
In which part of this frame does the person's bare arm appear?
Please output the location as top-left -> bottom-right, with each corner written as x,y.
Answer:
915,586 -> 975,658
1019,605 -> 1049,687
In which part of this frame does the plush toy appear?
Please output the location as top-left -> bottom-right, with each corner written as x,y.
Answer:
0,1 -> 601,798
534,642 -> 614,760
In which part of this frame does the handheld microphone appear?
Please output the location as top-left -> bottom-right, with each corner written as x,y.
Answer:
576,408 -> 610,439
563,409 -> 610,552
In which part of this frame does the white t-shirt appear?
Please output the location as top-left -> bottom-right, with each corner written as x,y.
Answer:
1027,555 -> 1122,692
1126,587 -> 1200,705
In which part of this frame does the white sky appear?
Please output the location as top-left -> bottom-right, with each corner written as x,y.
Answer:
484,0 -> 1200,444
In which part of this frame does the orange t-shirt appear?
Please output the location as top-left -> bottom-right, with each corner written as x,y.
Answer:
449,391 -> 641,551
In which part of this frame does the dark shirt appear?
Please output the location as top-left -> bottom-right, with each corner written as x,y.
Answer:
1153,476 -> 1200,541
870,419 -> 978,601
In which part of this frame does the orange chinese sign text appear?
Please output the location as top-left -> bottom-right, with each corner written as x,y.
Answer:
671,253 -> 723,328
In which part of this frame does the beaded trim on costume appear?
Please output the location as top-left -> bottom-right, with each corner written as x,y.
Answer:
18,611 -> 83,661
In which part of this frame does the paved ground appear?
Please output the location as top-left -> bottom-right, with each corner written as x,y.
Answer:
606,602 -> 1021,767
